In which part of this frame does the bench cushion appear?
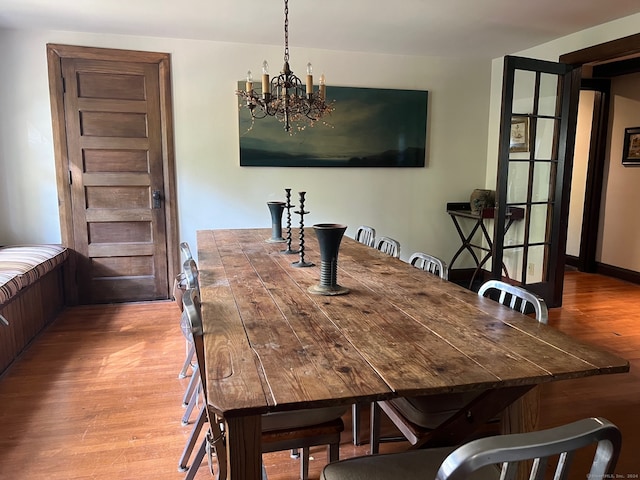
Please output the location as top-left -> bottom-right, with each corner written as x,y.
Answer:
0,272 -> 22,305
0,244 -> 69,305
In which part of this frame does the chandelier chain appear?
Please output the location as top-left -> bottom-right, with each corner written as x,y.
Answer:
283,0 -> 289,63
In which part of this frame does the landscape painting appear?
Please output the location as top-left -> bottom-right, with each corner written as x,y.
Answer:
238,85 -> 428,167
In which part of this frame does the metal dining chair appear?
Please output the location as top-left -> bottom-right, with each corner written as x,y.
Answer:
478,279 -> 548,323
177,242 -> 196,379
370,279 -> 548,453
179,259 -> 203,425
355,225 -> 376,248
322,417 -> 621,480
375,236 -> 400,258
180,288 -> 347,480
409,252 -> 448,280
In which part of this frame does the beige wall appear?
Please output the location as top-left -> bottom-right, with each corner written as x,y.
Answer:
0,28 -> 491,265
566,90 -> 595,257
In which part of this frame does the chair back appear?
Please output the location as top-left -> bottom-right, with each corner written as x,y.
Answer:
183,259 -> 200,293
182,288 -> 228,480
174,258 -> 199,312
173,274 -> 187,312
436,417 -> 621,480
182,289 -> 205,384
376,236 -> 400,258
409,252 -> 448,280
478,279 -> 548,324
355,226 -> 376,247
174,242 -> 194,312
180,241 -> 193,261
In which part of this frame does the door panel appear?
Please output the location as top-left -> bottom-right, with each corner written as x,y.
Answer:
493,56 -> 581,308
61,58 -> 169,303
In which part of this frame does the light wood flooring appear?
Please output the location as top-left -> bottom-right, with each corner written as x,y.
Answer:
0,271 -> 638,479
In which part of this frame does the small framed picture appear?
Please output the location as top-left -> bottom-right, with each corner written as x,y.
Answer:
510,116 -> 529,153
622,127 -> 640,166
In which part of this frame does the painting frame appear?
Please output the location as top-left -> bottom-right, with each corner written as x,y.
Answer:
509,116 -> 530,153
238,85 -> 428,168
622,126 -> 640,166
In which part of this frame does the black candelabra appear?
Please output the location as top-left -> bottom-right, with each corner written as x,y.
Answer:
291,191 -> 314,268
281,188 -> 298,254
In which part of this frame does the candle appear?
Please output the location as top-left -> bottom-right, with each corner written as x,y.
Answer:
262,60 -> 270,95
306,62 -> 313,96
319,74 -> 326,100
245,70 -> 253,93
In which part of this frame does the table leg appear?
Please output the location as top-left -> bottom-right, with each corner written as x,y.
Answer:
500,386 -> 540,480
225,414 -> 262,480
500,385 -> 539,435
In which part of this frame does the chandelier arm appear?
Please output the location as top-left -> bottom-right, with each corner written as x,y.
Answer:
250,102 -> 269,119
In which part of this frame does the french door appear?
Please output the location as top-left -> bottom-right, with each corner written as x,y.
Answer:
492,56 -> 581,308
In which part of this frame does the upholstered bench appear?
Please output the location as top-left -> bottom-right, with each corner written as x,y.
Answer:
0,244 -> 69,374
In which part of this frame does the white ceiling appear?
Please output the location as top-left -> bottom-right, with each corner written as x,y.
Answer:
1,0 -> 640,58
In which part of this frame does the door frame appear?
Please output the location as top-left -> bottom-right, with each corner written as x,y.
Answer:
560,33 -> 640,277
46,44 -> 179,304
571,79 -> 610,273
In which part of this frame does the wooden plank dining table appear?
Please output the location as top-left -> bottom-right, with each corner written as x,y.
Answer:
196,228 -> 629,480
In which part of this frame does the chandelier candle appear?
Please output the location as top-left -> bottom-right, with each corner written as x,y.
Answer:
262,61 -> 270,94
306,63 -> 313,97
245,72 -> 253,93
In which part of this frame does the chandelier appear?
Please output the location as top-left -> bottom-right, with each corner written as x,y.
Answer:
235,0 -> 333,132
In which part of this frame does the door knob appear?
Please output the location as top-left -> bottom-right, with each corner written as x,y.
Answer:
152,190 -> 163,209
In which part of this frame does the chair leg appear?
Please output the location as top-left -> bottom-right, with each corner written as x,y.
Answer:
182,365 -> 200,406
183,436 -> 207,480
352,403 -> 360,445
182,383 -> 200,425
299,446 -> 310,480
178,407 -> 207,472
179,342 -> 195,378
328,442 -> 339,463
207,416 -> 228,480
370,401 -> 381,454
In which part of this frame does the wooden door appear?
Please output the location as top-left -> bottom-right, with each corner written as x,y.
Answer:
47,45 -> 178,304
492,56 -> 581,308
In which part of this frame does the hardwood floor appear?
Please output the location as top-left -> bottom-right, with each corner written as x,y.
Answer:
0,271 -> 638,479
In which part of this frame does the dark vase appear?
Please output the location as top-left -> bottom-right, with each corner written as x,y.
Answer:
266,201 -> 286,243
308,223 -> 349,296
